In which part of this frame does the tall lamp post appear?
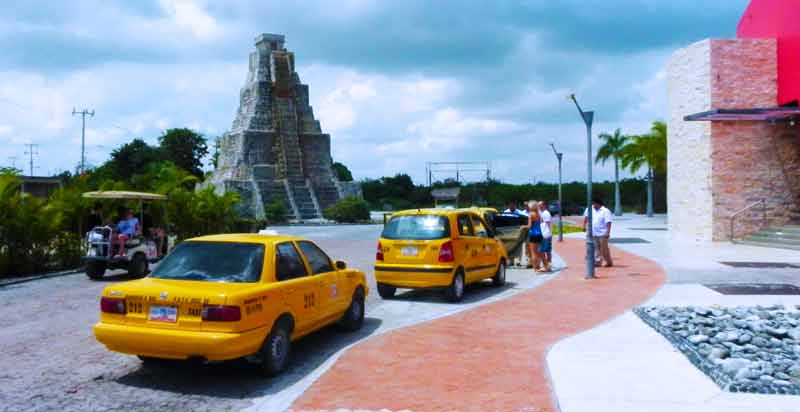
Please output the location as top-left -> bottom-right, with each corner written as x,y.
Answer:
549,143 -> 564,242
569,94 -> 595,280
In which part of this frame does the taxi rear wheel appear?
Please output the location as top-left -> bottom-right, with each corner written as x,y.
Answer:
260,323 -> 291,376
340,287 -> 365,331
128,253 -> 148,278
377,282 -> 396,299
492,260 -> 507,286
445,271 -> 465,303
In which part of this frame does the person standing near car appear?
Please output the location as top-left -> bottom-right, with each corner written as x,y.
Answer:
582,198 -> 613,267
538,201 -> 553,272
524,200 -> 543,272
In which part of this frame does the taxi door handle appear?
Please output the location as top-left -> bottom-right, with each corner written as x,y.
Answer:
286,288 -> 296,294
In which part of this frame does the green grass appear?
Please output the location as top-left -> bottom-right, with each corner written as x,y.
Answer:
552,224 -> 584,236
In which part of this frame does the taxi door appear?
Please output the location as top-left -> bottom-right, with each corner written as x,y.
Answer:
471,214 -> 497,279
274,242 -> 319,336
455,214 -> 482,283
296,240 -> 346,324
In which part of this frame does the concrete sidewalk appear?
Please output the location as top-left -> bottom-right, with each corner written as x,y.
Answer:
548,214 -> 800,412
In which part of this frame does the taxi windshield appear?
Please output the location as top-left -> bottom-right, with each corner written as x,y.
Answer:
382,215 -> 450,240
150,241 -> 264,283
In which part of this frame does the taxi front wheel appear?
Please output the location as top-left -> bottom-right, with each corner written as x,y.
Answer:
492,261 -> 507,286
445,271 -> 465,303
340,287 -> 365,331
259,324 -> 291,376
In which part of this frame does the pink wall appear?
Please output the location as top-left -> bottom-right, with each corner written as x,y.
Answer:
737,0 -> 800,105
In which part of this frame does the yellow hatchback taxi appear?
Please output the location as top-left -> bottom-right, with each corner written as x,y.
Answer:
375,209 -> 508,302
94,233 -> 368,375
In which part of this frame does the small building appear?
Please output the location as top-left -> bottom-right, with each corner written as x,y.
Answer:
20,176 -> 61,198
431,187 -> 460,208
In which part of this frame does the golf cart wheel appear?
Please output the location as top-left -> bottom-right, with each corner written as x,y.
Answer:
129,253 -> 148,278
86,261 -> 107,280
492,260 -> 507,287
340,287 -> 365,331
445,270 -> 465,303
377,282 -> 396,299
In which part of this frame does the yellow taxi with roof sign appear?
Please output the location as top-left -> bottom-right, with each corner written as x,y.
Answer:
374,208 -> 508,302
93,233 -> 368,375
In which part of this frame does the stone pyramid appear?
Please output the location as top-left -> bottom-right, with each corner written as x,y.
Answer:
205,33 -> 362,220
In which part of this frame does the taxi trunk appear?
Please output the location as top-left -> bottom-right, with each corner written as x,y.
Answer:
98,278 -> 258,333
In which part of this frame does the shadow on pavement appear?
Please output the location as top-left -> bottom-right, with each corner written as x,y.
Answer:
113,317 -> 382,399
390,280 -> 520,305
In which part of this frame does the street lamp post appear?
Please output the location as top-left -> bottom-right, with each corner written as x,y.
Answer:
569,94 -> 596,280
549,143 -> 564,243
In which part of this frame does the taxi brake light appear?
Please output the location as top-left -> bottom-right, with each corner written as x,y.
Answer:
100,297 -> 126,314
439,241 -> 455,262
376,242 -> 384,261
202,305 -> 241,322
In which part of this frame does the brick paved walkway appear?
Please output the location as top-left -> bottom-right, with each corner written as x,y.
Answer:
292,238 -> 666,412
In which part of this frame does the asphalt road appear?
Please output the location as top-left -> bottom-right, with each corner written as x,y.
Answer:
0,224 -> 557,412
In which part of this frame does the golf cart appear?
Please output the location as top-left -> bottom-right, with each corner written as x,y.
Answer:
82,191 -> 173,280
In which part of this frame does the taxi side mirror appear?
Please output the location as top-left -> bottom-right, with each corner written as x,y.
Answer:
335,260 -> 347,270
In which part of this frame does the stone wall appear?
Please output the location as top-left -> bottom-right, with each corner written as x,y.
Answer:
667,40 -> 714,242
668,37 -> 800,241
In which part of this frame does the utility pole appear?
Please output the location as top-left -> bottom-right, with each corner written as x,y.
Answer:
24,143 -> 39,176
8,156 -> 17,170
569,94 -> 596,280
72,108 -> 95,174
550,143 -> 564,242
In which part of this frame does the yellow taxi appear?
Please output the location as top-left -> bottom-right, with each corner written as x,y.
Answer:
94,233 -> 368,375
374,209 -> 508,302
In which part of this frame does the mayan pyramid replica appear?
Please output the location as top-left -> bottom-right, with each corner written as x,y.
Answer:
205,34 -> 362,220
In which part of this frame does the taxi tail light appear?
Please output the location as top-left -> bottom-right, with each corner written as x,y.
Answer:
202,305 -> 241,322
376,242 -> 384,261
100,297 -> 126,314
438,241 -> 455,263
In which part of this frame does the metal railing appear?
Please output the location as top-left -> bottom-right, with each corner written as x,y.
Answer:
729,199 -> 767,241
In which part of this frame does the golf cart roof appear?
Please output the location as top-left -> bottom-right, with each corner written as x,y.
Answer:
82,191 -> 167,201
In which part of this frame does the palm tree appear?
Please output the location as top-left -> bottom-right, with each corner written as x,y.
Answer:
620,121 -> 667,217
596,128 -> 629,216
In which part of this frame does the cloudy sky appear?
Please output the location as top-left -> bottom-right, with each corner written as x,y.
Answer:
0,0 -> 749,184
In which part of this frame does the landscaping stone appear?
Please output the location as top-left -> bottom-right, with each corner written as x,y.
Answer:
636,306 -> 800,395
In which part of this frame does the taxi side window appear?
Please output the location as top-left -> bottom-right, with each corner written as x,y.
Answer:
297,241 -> 333,275
471,215 -> 488,238
275,242 -> 308,282
457,214 -> 475,236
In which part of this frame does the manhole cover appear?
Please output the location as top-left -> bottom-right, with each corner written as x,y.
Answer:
704,283 -> 800,295
629,228 -> 668,231
609,237 -> 650,244
719,261 -> 800,269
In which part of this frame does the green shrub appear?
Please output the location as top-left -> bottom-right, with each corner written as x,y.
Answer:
323,197 -> 370,223
264,199 -> 288,223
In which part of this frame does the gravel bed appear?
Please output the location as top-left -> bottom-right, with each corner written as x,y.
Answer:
636,305 -> 800,395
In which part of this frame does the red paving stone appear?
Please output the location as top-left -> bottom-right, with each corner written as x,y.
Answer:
292,238 -> 666,412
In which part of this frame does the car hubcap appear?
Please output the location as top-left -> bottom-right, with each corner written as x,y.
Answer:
271,334 -> 286,363
455,275 -> 464,296
501,265 -> 506,281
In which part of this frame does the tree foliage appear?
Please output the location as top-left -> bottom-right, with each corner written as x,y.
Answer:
332,161 -> 353,182
158,128 -> 209,178
323,197 -> 370,223
596,128 -> 629,166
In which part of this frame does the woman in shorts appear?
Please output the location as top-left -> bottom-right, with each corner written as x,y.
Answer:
526,200 -> 543,272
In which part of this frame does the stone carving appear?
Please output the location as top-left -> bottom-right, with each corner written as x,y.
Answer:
204,33 -> 362,220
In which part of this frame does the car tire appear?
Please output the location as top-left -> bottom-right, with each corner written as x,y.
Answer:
137,355 -> 167,368
492,260 -> 507,287
377,282 -> 396,299
128,253 -> 148,278
260,322 -> 291,376
86,261 -> 106,280
340,287 -> 365,331
445,270 -> 465,303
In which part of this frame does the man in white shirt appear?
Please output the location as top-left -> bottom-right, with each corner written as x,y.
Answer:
538,201 -> 553,271
582,199 -> 613,267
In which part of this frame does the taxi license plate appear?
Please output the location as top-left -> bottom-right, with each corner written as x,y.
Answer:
149,306 -> 178,323
401,246 -> 418,256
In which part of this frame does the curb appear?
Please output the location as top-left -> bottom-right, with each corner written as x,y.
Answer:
0,268 -> 83,288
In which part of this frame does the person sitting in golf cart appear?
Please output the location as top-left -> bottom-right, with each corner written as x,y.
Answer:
114,208 -> 140,257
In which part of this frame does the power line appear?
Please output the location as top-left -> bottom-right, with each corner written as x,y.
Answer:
24,143 -> 39,176
72,108 -> 95,174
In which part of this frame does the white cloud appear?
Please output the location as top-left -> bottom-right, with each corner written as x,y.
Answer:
157,0 -> 223,40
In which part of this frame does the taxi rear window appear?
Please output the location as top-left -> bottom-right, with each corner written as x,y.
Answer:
150,241 -> 264,283
382,215 -> 450,240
